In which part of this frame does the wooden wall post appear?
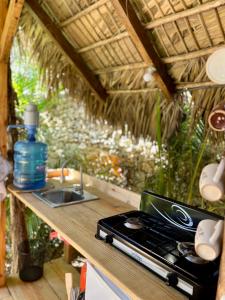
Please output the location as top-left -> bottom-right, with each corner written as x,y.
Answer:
0,0 -> 8,287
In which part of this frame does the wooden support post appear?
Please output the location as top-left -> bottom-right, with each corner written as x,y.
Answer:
0,0 -> 24,286
0,50 -> 8,288
0,0 -> 25,62
0,0 -> 8,287
10,194 -> 28,274
0,200 -> 6,286
63,244 -> 80,264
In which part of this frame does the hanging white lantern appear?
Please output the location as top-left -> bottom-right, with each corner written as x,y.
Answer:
143,66 -> 156,82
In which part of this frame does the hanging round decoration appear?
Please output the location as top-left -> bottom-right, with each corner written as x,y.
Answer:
206,48 -> 225,84
208,102 -> 225,131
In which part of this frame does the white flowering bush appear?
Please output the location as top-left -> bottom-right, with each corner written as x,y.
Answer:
39,99 -> 161,192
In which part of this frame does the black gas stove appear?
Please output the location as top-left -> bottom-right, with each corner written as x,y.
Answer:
96,191 -> 223,300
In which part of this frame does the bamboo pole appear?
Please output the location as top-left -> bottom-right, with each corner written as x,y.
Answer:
78,32 -> 129,54
0,0 -> 8,287
94,44 -> 225,75
145,0 -> 225,29
60,0 -> 108,27
177,81 -> 225,90
95,62 -> 148,74
106,81 -> 225,94
108,88 -> 159,94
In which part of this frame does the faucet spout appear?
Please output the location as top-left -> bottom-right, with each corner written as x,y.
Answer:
60,159 -> 84,195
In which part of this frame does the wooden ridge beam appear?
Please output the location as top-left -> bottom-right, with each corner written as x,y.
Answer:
26,0 -> 108,103
0,0 -> 24,63
111,0 -> 175,100
60,0 -> 108,27
145,0 -> 225,29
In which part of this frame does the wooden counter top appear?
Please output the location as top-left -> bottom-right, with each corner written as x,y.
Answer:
8,175 -> 187,300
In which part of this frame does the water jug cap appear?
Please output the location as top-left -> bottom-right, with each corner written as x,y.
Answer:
24,103 -> 39,127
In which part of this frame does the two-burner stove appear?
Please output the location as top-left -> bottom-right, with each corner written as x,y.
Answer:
96,191 -> 223,300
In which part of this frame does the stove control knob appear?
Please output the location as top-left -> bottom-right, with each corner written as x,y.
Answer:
105,234 -> 113,244
166,272 -> 178,286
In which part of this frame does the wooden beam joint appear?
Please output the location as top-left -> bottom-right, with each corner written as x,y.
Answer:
111,0 -> 175,100
26,0 -> 108,103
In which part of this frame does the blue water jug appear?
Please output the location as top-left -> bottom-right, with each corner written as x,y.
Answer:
13,140 -> 48,190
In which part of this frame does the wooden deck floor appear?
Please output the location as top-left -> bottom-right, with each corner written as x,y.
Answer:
0,258 -> 80,300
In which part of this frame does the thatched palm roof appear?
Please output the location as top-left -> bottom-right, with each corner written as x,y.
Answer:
16,0 -> 225,139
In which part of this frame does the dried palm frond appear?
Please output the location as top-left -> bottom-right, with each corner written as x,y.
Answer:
15,0 -> 225,140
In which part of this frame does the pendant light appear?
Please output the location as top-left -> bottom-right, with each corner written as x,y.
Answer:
206,48 -> 225,84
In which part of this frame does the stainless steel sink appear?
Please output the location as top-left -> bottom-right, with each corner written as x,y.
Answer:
33,187 -> 98,208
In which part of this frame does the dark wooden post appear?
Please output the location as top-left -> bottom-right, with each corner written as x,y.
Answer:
0,0 -> 24,284
0,0 -> 8,287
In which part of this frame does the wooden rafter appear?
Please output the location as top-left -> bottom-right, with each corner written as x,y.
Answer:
111,0 -> 175,100
95,62 -> 148,74
163,44 -> 225,63
0,0 -> 24,63
78,32 -> 129,54
177,81 -> 225,90
60,0 -> 108,27
26,0 -> 108,103
145,0 -> 225,29
94,42 -> 225,75
107,81 -> 225,94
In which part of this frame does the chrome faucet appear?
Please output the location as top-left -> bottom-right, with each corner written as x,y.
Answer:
60,159 -> 71,184
60,159 -> 84,195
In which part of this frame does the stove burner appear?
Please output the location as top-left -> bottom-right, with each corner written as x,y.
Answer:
177,242 -> 208,264
124,217 -> 143,229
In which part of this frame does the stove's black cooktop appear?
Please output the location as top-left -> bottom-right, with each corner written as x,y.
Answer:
96,191 -> 223,300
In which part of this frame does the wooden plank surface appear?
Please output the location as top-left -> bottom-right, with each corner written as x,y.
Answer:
0,285 -> 11,299
8,181 -> 187,300
3,258 -> 79,300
